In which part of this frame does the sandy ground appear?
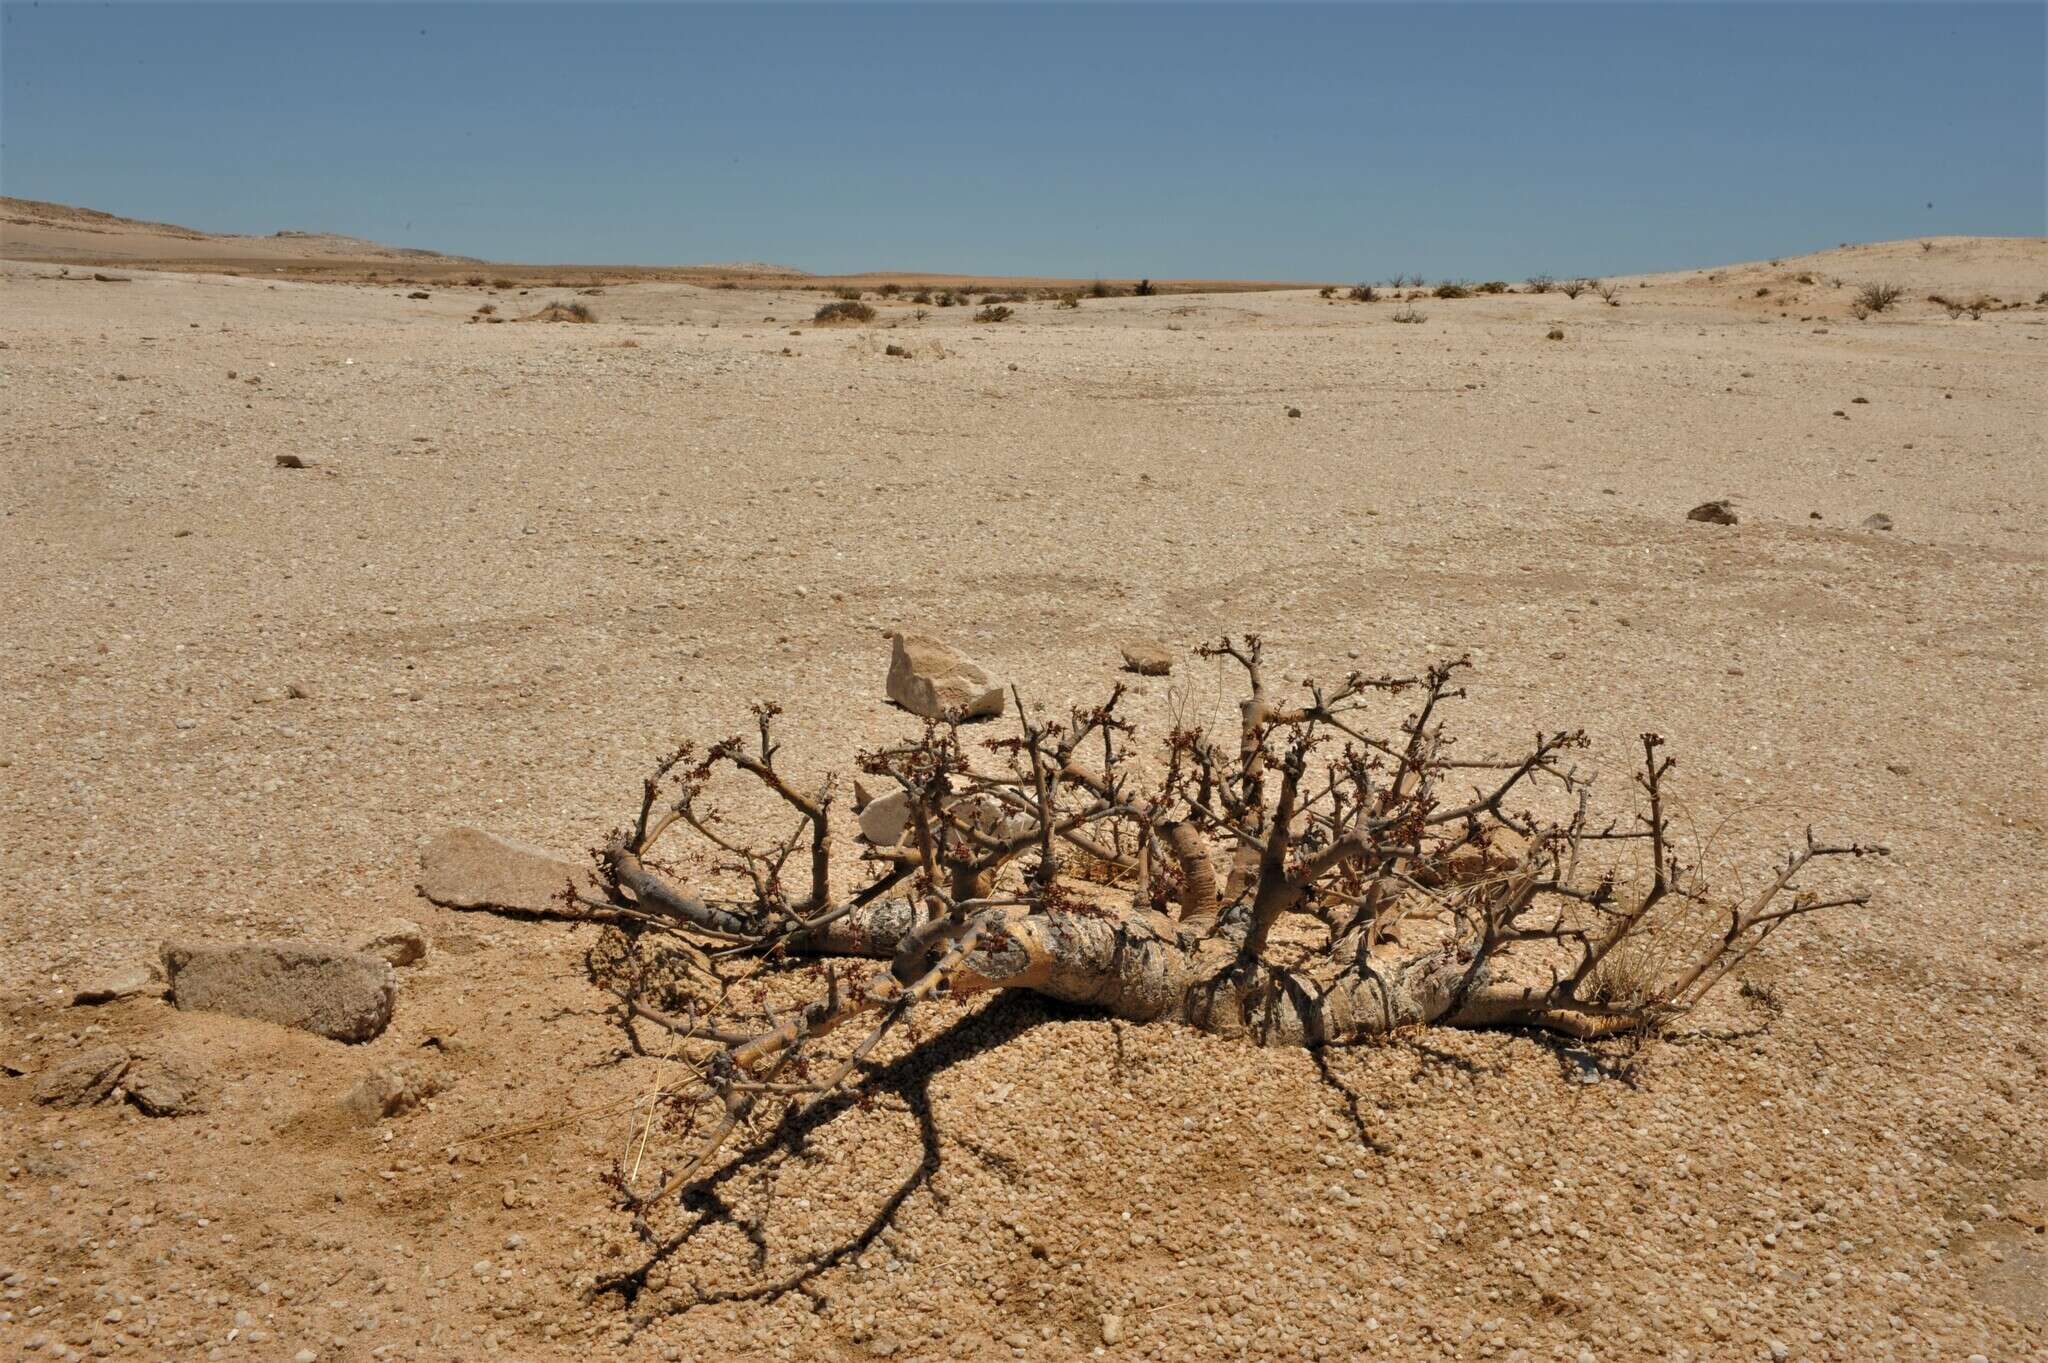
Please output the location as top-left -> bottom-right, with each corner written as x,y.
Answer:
2,234 -> 2045,1363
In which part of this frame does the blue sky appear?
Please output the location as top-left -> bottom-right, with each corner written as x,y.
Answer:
3,2 -> 2042,278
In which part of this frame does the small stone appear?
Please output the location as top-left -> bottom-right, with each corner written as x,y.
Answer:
122,1054 -> 211,1117
1547,327 -> 1565,340
1118,639 -> 1174,677
1285,406 -> 1301,418
1100,1312 -> 1123,1345
71,963 -> 162,1006
1768,1342 -> 1789,1362
33,1046 -> 130,1107
1687,499 -> 1738,526
344,1063 -> 447,1121
884,631 -> 1005,721
162,940 -> 396,1042
1862,512 -> 1893,531
275,454 -> 308,469
296,1350 -> 318,1363
349,918 -> 427,968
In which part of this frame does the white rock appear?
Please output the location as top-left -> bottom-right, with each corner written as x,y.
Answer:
884,631 -> 1004,721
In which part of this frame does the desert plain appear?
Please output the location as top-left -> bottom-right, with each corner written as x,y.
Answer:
1,201 -> 2044,1362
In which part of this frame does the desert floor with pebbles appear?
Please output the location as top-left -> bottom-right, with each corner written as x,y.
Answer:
2,233 -> 2044,1362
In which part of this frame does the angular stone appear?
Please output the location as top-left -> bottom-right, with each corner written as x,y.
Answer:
416,827 -> 599,913
350,917 -> 427,968
161,940 -> 395,1043
1119,638 -> 1174,676
1862,512 -> 1894,531
344,1062 -> 448,1122
122,1055 -> 210,1117
885,631 -> 1005,721
71,963 -> 163,1006
33,1046 -> 130,1107
1686,499 -> 1738,525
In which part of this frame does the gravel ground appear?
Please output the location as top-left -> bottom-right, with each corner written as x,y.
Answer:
2,236 -> 2043,1362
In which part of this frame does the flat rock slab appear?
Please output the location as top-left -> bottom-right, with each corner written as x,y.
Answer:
161,940 -> 395,1043
885,631 -> 1005,721
71,962 -> 163,1006
34,1045 -> 131,1107
417,826 -> 598,913
1119,638 -> 1174,676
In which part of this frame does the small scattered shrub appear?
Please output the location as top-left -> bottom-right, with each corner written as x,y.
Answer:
1560,278 -> 1592,299
491,277 -> 516,290
475,303 -> 496,316
813,300 -> 876,324
1390,304 -> 1427,324
1433,281 -> 1472,299
1525,274 -> 1556,294
1056,293 -> 1080,309
1476,281 -> 1510,294
877,283 -> 901,297
936,290 -> 959,307
1854,281 -> 1904,313
527,301 -> 597,323
1796,272 -> 1816,285
1919,240 -> 1935,253
1595,282 -> 1622,306
832,286 -> 864,301
911,289 -> 933,304
1347,284 -> 1378,303
464,275 -> 486,287
1088,279 -> 1115,298
1132,279 -> 1155,297
973,304 -> 1013,323
1546,327 -> 1565,340
1318,286 -> 1336,299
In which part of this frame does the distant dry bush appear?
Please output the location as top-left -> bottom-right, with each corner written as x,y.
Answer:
1132,279 -> 1155,296
1056,293 -> 1081,309
464,275 -> 485,287
1347,284 -> 1378,303
1318,285 -> 1336,298
832,286 -> 865,302
1433,281 -> 1472,299
526,301 -> 597,323
475,303 -> 497,316
1391,304 -> 1428,324
490,277 -> 516,290
1595,282 -> 1623,306
876,283 -> 901,297
911,289 -> 933,304
813,300 -> 877,324
1560,278 -> 1592,299
1854,281 -> 1904,313
1088,279 -> 1117,298
936,291 -> 960,308
1525,274 -> 1556,294
973,304 -> 1014,323
1476,281 -> 1510,294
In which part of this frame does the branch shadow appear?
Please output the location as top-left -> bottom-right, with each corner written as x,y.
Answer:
598,992 -> 1055,1322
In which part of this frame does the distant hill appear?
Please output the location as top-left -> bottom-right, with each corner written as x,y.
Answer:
0,196 -> 480,267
